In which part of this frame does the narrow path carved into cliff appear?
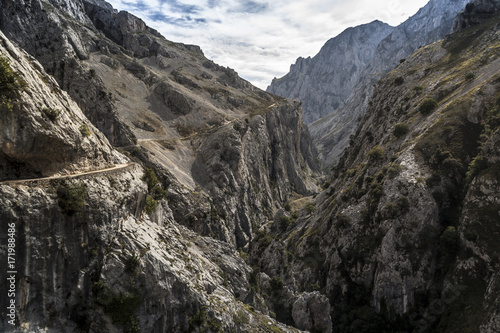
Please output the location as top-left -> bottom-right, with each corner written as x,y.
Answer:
0,163 -> 136,185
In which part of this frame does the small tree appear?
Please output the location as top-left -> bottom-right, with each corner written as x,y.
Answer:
0,54 -> 27,110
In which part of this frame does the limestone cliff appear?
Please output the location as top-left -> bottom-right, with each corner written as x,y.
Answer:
267,21 -> 393,124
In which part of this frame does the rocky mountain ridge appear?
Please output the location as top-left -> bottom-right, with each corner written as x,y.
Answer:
0,0 -> 321,331
269,0 -> 470,167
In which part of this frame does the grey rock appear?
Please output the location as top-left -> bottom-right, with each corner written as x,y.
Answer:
267,20 -> 393,124
292,292 -> 332,333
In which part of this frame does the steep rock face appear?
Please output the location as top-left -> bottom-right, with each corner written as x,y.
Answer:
0,0 -> 323,331
267,21 -> 393,124
0,30 -> 122,180
255,14 -> 500,331
192,100 -> 319,248
454,0 -> 500,30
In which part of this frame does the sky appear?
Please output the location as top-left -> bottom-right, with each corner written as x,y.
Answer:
106,0 -> 430,89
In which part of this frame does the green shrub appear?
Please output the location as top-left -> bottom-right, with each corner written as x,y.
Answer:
387,164 -> 402,178
279,215 -> 294,231
232,310 -> 249,325
284,202 -> 291,211
466,155 -> 488,183
142,168 -> 167,200
335,213 -> 351,229
465,72 -> 476,81
80,124 -> 91,137
368,146 -> 384,161
419,98 -> 438,115
144,195 -> 157,214
393,123 -> 409,138
42,107 -> 61,121
0,54 -> 26,95
413,86 -> 424,95
125,254 -> 141,275
395,196 -> 410,214
57,183 -> 87,216
142,168 -> 159,191
442,157 -> 464,175
394,77 -> 404,86
189,307 -> 222,332
104,292 -> 141,333
270,276 -> 284,290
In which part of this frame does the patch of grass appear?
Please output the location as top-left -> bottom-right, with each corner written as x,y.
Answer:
80,124 -> 91,137
0,54 -> 27,110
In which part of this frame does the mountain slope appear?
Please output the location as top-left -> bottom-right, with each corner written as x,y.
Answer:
0,0 -> 320,248
267,20 -> 393,125
256,11 -> 500,332
0,0 -> 321,331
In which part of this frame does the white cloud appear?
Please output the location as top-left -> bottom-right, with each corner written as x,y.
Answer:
106,0 -> 430,89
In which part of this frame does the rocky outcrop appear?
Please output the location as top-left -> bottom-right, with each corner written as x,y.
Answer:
0,30 -> 122,180
311,0 -> 471,167
267,20 -> 393,124
292,292 -> 332,332
454,0 -> 500,30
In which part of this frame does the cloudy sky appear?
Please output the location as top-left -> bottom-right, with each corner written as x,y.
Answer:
106,0 -> 430,89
